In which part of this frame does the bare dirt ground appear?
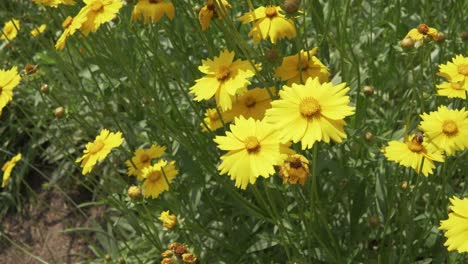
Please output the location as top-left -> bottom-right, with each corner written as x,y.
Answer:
0,188 -> 104,264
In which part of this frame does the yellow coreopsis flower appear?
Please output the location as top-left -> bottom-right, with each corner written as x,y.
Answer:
201,108 -> 235,132
419,106 -> 468,155
2,153 -> 22,188
383,133 -> 444,176
33,0 -> 76,7
141,159 -> 178,199
238,5 -> 296,44
55,15 -> 88,50
79,0 -> 123,36
131,0 -> 175,23
436,81 -> 467,99
76,129 -> 124,175
438,55 -> 468,84
404,23 -> 439,43
214,116 -> 292,190
0,66 -> 21,112
199,0 -> 231,31
278,154 -> 310,185
159,210 -> 177,229
440,196 -> 468,253
275,48 -> 330,85
189,49 -> 260,111
30,24 -> 47,38
229,87 -> 275,120
265,78 -> 355,150
1,19 -> 20,41
125,144 -> 166,180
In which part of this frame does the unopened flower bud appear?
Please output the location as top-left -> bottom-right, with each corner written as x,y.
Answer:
24,64 -> 38,75
127,185 -> 142,200
40,84 -> 49,93
193,5 -> 201,13
54,106 -> 65,119
368,215 -> 380,228
401,180 -> 408,190
460,31 -> 468,41
435,32 -> 445,43
282,0 -> 301,14
118,257 -> 126,264
362,85 -> 374,96
400,38 -> 414,49
364,131 -> 374,142
264,49 -> 279,63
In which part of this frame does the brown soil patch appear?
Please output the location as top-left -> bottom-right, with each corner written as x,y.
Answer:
0,188 -> 103,263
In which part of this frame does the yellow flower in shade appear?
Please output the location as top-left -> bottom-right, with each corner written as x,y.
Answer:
189,49 -> 259,111
30,24 -> 46,38
214,116 -> 292,190
383,133 -> 444,176
2,153 -> 21,188
275,48 -> 330,85
229,87 -> 275,120
201,108 -> 235,132
438,55 -> 468,84
199,0 -> 231,31
55,15 -> 88,50
265,78 -> 355,150
32,0 -> 76,7
75,129 -> 124,175
78,0 -> 123,36
159,210 -> 177,229
436,81 -> 467,99
131,0 -> 175,23
404,23 -> 439,43
0,66 -> 21,112
439,196 -> 468,253
141,159 -> 178,199
125,144 -> 166,180
1,19 -> 20,41
419,106 -> 468,155
238,5 -> 296,44
278,154 -> 309,185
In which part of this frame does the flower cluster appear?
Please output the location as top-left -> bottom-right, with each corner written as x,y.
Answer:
187,3 -> 354,190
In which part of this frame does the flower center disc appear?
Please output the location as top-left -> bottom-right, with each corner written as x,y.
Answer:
244,96 -> 257,108
140,153 -> 150,163
289,159 -> 303,169
91,1 -> 104,12
147,171 -> 162,182
207,3 -> 215,10
458,64 -> 468,76
149,0 -> 161,3
208,110 -> 219,121
417,24 -> 429,35
299,97 -> 321,118
89,140 -> 105,154
442,120 -> 458,136
451,82 -> 464,90
62,17 -> 73,29
216,66 -> 230,81
407,140 -> 424,153
265,6 -> 278,18
299,57 -> 309,70
244,136 -> 261,153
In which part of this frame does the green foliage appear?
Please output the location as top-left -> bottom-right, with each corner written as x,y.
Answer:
1,0 -> 468,263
